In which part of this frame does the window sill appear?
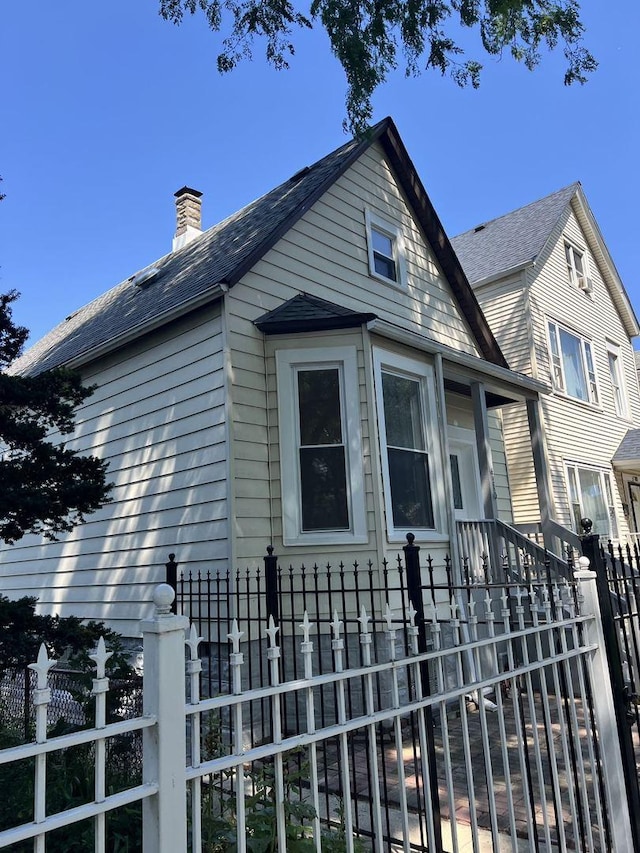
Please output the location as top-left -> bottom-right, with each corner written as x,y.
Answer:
549,390 -> 601,411
369,269 -> 406,290
385,530 -> 449,546
282,532 -> 370,548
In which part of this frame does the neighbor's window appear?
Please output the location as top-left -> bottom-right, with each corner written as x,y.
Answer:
276,347 -> 367,546
365,210 -> 405,286
564,242 -> 591,292
548,321 -> 599,404
373,349 -> 444,539
566,463 -> 617,539
607,341 -> 627,418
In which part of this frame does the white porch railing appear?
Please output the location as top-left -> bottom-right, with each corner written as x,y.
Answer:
0,571 -> 634,852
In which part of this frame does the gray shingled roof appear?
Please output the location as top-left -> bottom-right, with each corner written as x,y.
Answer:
14,116 -> 507,376
13,131 -> 366,376
613,429 -> 640,465
451,184 -> 579,285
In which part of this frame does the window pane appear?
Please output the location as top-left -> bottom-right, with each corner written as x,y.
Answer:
382,373 -> 425,450
559,328 -> 588,401
374,253 -> 397,280
388,448 -> 434,527
450,454 -> 463,510
299,447 -> 348,530
577,468 -> 609,535
372,228 -> 397,281
372,229 -> 393,257
298,369 -> 342,445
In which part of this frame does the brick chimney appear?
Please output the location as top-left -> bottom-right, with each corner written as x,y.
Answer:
173,186 -> 203,251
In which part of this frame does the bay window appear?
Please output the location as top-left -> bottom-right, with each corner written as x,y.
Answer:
373,349 -> 444,539
276,347 -> 367,545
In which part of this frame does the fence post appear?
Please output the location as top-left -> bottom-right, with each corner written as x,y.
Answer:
264,546 -> 279,625
165,554 -> 178,614
574,555 -> 635,852
403,533 -> 443,853
579,524 -> 640,851
141,584 -> 189,853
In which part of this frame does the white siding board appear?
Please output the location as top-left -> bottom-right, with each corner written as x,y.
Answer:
0,309 -> 229,633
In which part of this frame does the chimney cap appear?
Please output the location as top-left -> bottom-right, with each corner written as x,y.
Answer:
174,186 -> 203,199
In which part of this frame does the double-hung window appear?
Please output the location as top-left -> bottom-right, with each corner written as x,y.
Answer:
365,210 -> 405,287
547,321 -> 598,404
566,463 -> 618,539
373,349 -> 444,540
564,242 -> 591,292
607,341 -> 627,418
276,347 -> 367,545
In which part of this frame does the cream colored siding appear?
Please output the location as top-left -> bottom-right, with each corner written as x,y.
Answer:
473,275 -> 531,374
500,403 -> 540,526
226,143 -> 487,571
528,207 -> 637,538
0,307 -> 228,636
476,204 -> 640,539
489,412 -> 513,522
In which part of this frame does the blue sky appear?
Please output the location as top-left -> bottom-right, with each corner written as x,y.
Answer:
2,1 -> 638,346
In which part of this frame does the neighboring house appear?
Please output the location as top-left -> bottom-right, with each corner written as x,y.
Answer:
2,118 -> 550,637
452,184 -> 640,549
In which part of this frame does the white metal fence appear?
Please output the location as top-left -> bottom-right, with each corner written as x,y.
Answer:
0,563 -> 633,852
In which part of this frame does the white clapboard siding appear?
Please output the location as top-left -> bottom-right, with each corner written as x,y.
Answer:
473,275 -> 531,374
525,207 -> 637,538
0,307 -> 228,637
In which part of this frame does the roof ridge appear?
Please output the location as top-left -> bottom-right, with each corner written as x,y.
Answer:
454,182 -> 580,239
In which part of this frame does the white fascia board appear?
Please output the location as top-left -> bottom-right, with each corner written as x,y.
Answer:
64,286 -> 225,371
572,188 -> 640,338
366,318 -> 550,400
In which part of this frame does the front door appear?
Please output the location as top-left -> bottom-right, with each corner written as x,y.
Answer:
448,427 -> 483,521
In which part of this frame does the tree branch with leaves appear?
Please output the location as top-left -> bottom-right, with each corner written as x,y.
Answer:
0,291 -> 112,544
159,0 -> 596,132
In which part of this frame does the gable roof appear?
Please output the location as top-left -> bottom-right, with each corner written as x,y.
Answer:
14,117 -> 507,376
451,184 -> 578,286
451,184 -> 639,338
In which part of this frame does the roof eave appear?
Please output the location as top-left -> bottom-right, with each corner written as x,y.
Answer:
61,285 -> 225,372
469,260 -> 533,290
571,187 -> 640,338
367,318 -> 549,400
377,125 -> 508,369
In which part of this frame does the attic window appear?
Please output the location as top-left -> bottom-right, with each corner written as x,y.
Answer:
130,267 -> 160,288
564,242 -> 592,293
365,210 -> 406,288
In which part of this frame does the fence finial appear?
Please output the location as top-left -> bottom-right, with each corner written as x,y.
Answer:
153,583 -> 176,616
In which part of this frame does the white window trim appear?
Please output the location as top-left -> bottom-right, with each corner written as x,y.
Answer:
564,240 -> 592,293
564,461 -> 618,539
373,348 -> 446,543
547,320 -> 599,406
365,209 -> 407,288
276,346 -> 367,547
606,340 -> 628,419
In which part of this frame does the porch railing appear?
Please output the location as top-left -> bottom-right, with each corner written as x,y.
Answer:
456,518 -> 574,583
